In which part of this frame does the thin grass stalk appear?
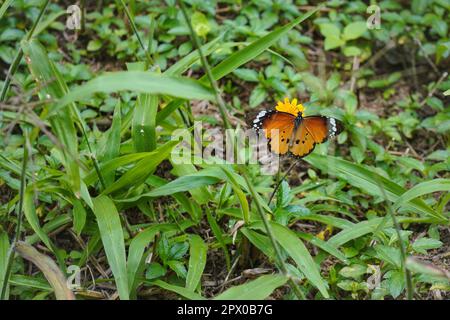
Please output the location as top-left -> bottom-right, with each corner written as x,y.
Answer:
241,171 -> 306,299
80,0 -> 86,32
177,0 -> 232,130
373,174 -> 414,299
147,15 -> 156,57
119,0 -> 154,66
0,129 -> 30,299
268,159 -> 300,206
76,122 -> 107,191
0,0 -> 51,102
178,0 -> 305,299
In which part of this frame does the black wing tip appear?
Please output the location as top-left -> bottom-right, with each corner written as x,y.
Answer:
252,109 -> 275,133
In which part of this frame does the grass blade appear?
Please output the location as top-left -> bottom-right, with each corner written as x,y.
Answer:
99,100 -> 122,185
186,235 -> 208,292
327,217 -> 391,247
393,179 -> 450,212
132,94 -> 158,152
21,38 -> 81,194
151,280 -> 205,300
92,195 -> 129,300
305,154 -> 448,223
251,222 -> 330,298
0,231 -> 10,299
213,274 -> 288,300
101,140 -> 177,195
52,71 -> 215,116
296,232 -> 349,264
208,6 -> 321,81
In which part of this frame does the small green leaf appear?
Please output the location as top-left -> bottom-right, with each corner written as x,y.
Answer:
412,238 -> 443,254
191,11 -> 211,37
319,23 -> 341,38
249,85 -> 267,108
342,21 -> 367,41
145,263 -> 166,280
339,265 -> 367,279
324,35 -> 345,50
87,39 -> 102,51
233,68 -> 259,82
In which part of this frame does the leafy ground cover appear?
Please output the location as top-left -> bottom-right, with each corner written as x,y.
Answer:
0,0 -> 449,300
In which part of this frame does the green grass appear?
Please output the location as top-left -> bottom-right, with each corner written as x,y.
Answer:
0,0 -> 449,300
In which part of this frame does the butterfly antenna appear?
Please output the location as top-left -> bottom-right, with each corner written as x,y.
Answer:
268,159 -> 301,206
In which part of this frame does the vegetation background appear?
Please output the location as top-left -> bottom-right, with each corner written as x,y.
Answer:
0,0 -> 449,300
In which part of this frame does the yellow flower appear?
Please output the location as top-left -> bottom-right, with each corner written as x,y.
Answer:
275,97 -> 305,116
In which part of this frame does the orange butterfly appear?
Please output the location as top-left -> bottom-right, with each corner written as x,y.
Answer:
253,98 -> 340,158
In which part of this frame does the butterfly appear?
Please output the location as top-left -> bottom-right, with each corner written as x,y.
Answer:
253,98 -> 340,158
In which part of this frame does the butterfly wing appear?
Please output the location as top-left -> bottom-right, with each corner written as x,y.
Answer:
253,110 -> 296,155
288,116 -> 339,158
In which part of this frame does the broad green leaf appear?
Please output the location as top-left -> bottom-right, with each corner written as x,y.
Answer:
186,235 -> 208,292
92,195 -> 129,300
319,23 -> 341,38
342,21 -> 367,40
324,35 -> 345,50
191,11 -> 210,37
214,274 -> 288,300
170,164 -> 213,205
374,245 -> 401,268
249,85 -> 267,108
339,264 -> 367,279
412,238 -> 443,254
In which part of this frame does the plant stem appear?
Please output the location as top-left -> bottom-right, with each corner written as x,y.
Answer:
241,170 -> 306,299
119,0 -> 154,67
177,0 -> 232,130
374,174 -> 414,300
268,159 -> 300,206
178,0 -> 305,299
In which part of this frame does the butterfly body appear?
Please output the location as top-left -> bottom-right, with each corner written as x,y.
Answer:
253,98 -> 340,158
